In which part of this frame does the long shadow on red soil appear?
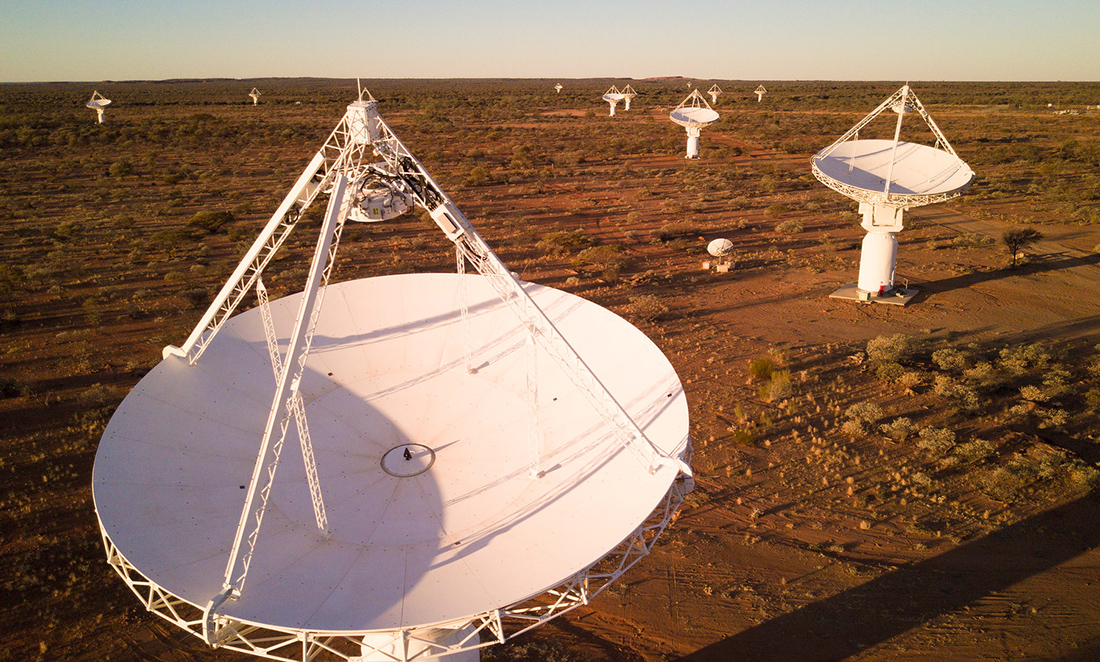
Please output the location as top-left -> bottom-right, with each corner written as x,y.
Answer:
680,491 -> 1100,662
914,252 -> 1100,298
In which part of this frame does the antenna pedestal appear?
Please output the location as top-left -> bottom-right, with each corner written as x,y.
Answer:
856,202 -> 903,293
95,108 -> 105,124
607,101 -> 618,116
685,128 -> 701,159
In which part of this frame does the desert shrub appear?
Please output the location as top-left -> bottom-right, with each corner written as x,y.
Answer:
866,333 -> 915,364
898,371 -> 924,389
774,219 -> 803,234
1019,384 -> 1050,402
911,471 -> 932,487
998,343 -> 1050,376
917,427 -> 957,454
109,159 -> 134,177
536,231 -> 590,256
463,165 -> 491,187
187,210 -> 235,234
954,438 -> 994,463
879,417 -> 917,441
875,361 -> 905,382
624,294 -> 668,322
748,357 -> 775,380
571,245 -> 623,280
844,401 -> 883,425
933,375 -> 979,412
981,463 -> 1035,502
962,361 -> 998,387
1036,407 -> 1068,429
932,348 -> 970,372
759,370 -> 791,402
841,419 -> 867,437
651,222 -> 701,243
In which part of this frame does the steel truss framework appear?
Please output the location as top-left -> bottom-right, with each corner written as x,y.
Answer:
104,91 -> 694,661
810,84 -> 968,209
102,472 -> 692,662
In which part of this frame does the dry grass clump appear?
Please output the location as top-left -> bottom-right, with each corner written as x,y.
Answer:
748,357 -> 775,380
536,230 -> 591,256
954,438 -> 995,463
759,370 -> 791,402
932,348 -> 970,372
932,374 -> 980,412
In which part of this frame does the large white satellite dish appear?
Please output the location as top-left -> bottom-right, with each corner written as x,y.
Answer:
94,89 -> 693,662
670,89 -> 719,159
602,85 -> 626,116
554,83 -> 563,94
811,84 -> 975,304
249,87 -> 262,105
86,90 -> 111,124
754,85 -> 767,102
621,84 -> 637,110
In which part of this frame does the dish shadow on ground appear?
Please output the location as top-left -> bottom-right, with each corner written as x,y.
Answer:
911,252 -> 1100,300
681,491 -> 1100,662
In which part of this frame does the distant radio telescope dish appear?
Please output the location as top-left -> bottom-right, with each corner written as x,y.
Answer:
94,89 -> 693,662
811,84 -> 975,305
707,238 -> 733,257
86,90 -> 111,124
554,83 -> 563,94
754,85 -> 767,102
602,85 -> 627,116
621,84 -> 637,111
670,89 -> 719,159
707,84 -> 723,104
249,87 -> 262,105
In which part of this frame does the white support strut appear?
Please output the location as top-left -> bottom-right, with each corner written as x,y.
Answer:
215,176 -> 348,618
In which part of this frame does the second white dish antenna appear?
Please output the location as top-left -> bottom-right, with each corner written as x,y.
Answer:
669,89 -> 719,159
755,85 -> 767,102
86,90 -> 111,124
554,83 -> 563,94
707,84 -> 722,104
602,85 -> 626,116
249,87 -> 261,105
811,84 -> 975,304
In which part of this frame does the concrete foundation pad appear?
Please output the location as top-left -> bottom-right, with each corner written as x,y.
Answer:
829,283 -> 918,306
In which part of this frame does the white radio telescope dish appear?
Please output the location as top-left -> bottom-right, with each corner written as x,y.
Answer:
554,83 -> 563,94
669,89 -> 719,159
602,85 -> 626,116
249,87 -> 262,105
754,85 -> 767,102
86,90 -> 111,124
707,237 -> 733,257
621,84 -> 637,110
94,94 -> 693,662
811,84 -> 975,304
707,84 -> 723,104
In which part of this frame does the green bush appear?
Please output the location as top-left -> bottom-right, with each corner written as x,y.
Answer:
187,210 -> 235,234
866,333 -> 915,364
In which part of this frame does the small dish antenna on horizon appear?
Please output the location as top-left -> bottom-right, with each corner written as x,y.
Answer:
707,84 -> 723,104
249,87 -> 261,105
621,84 -> 637,110
554,83 -> 563,94
755,85 -> 767,102
86,90 -> 111,124
602,85 -> 626,116
811,84 -> 975,305
669,90 -> 719,159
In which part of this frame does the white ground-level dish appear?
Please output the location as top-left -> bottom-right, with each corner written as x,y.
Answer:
93,273 -> 689,634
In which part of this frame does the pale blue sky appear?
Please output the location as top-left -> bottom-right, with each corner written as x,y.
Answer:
2,0 -> 1098,82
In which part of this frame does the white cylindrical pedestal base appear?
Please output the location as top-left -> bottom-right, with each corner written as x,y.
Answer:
686,135 -> 699,159
857,232 -> 898,293
608,103 -> 616,117
624,97 -> 631,110
95,108 -> 105,124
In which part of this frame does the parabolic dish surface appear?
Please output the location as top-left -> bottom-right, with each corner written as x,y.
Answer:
602,93 -> 626,102
86,99 -> 111,108
812,139 -> 974,204
670,107 -> 719,127
93,273 -> 689,633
